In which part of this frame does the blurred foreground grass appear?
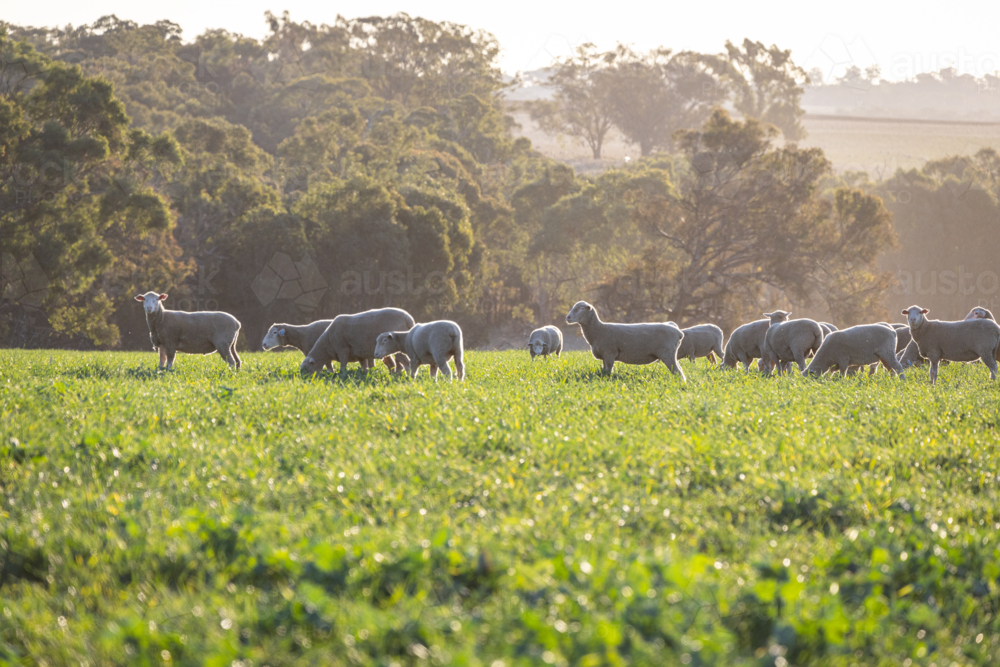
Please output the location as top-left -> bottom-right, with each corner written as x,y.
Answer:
2,349 -> 1000,666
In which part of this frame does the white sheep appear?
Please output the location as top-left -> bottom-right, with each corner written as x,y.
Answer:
373,320 -> 465,381
263,320 -> 334,370
721,319 -> 770,371
134,292 -> 241,370
803,323 -> 905,378
565,301 -> 685,380
527,326 -> 563,360
674,323 -> 724,365
300,308 -> 415,377
264,320 -> 408,373
761,311 -> 824,375
964,307 -> 995,321
902,305 -> 1000,384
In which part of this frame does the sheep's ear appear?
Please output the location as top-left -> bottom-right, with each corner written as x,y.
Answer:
763,312 -> 772,318
278,328 -> 285,336
134,295 -> 144,302
158,294 -> 168,301
901,310 -> 908,315
786,312 -> 792,318
921,308 -> 928,314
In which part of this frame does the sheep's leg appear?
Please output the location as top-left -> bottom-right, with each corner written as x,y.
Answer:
429,364 -> 438,379
216,347 -> 233,367
230,343 -> 242,370
929,358 -> 940,385
338,356 -> 350,379
433,356 -> 453,382
453,349 -> 465,381
981,351 -> 998,380
793,351 -> 808,373
660,356 -> 686,382
158,348 -> 167,369
165,349 -> 177,370
601,358 -> 615,375
408,361 -> 421,379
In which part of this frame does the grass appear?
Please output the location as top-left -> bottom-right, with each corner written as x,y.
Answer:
2,348 -> 1000,666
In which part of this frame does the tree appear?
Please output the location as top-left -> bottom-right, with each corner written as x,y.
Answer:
603,46 -> 724,156
719,38 -> 808,141
624,110 -> 895,326
528,44 -> 616,159
0,33 -> 188,346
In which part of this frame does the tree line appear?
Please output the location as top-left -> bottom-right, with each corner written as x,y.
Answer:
1,14 -> 991,350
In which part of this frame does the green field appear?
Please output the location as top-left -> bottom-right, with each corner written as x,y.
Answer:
2,349 -> 1000,666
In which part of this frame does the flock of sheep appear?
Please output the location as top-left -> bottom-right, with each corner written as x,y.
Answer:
134,291 -> 1000,386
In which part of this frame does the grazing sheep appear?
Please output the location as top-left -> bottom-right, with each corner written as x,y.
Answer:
803,324 -> 905,378
897,340 -> 925,369
527,326 -> 564,360
300,308 -> 415,377
674,323 -> 724,365
263,320 -> 334,370
134,292 -> 241,370
373,320 -> 465,381
761,311 -> 825,375
264,320 -> 408,372
902,305 -> 1000,384
964,307 -> 996,321
721,319 -> 770,371
565,301 -> 685,380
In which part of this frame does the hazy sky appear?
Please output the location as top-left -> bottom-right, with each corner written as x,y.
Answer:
6,0 -> 1000,82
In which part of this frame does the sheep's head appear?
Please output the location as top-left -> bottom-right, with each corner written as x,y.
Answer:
763,310 -> 790,324
374,332 -> 403,359
965,307 -> 995,321
566,301 -> 594,324
134,292 -> 167,313
262,325 -> 287,351
528,340 -> 549,357
300,356 -> 321,375
902,306 -> 929,328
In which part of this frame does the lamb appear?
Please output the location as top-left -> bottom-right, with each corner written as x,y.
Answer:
264,320 -> 408,372
527,325 -> 563,360
373,320 -> 465,381
803,324 -> 905,378
300,307 -> 415,377
565,301 -> 685,380
964,307 -> 995,321
674,323 -> 724,365
761,311 -> 825,375
134,291 -> 241,370
902,305 -> 1000,384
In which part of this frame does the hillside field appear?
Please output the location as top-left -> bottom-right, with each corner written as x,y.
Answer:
2,349 -> 1000,666
510,108 -> 1000,177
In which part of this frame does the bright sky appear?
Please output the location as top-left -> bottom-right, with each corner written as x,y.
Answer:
6,0 -> 1000,82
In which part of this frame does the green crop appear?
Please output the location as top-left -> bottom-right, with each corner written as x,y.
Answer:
2,349 -> 999,666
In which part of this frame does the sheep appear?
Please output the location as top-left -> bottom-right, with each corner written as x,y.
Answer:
902,305 -> 1000,384
264,320 -> 408,372
761,311 -> 825,375
803,324 -> 905,378
527,326 -> 564,360
721,319 -> 769,371
674,323 -> 724,365
300,307 -> 415,377
964,307 -> 995,321
564,301 -> 685,380
134,291 -> 241,370
373,320 -> 465,381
